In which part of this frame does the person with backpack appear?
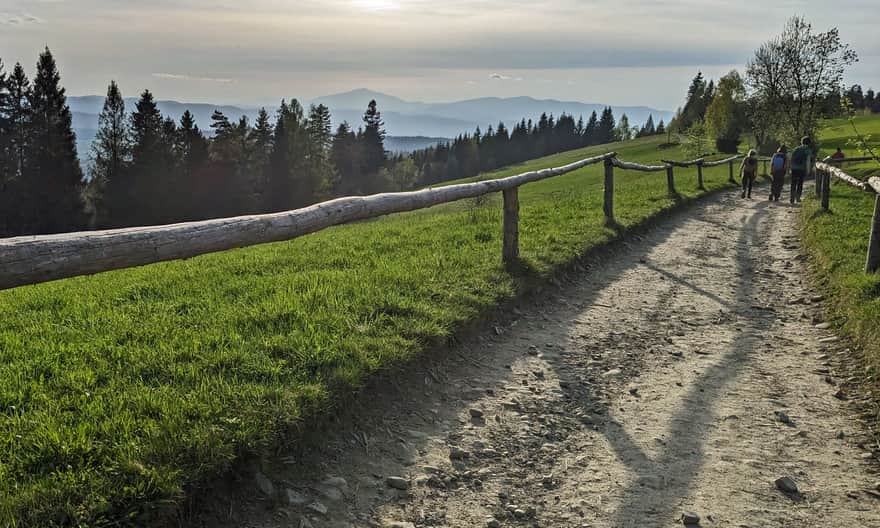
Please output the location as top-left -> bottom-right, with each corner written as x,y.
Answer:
769,145 -> 788,201
740,149 -> 759,199
790,136 -> 813,204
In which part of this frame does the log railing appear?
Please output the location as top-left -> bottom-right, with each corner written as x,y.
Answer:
814,158 -> 880,272
0,151 -> 744,291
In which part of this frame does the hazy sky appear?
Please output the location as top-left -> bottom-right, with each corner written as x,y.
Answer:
1,0 -> 877,109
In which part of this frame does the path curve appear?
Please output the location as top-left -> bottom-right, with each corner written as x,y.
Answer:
210,186 -> 880,528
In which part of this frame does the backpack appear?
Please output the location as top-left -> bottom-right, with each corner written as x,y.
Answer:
791,146 -> 809,169
771,154 -> 786,172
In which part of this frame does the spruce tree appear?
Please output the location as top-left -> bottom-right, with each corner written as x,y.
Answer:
248,108 -> 273,206
330,121 -> 360,196
306,103 -> 333,201
360,99 -> 386,192
584,111 -> 599,146
29,48 -> 83,234
127,89 -> 166,225
597,107 -> 616,144
656,119 -> 666,135
87,80 -> 130,226
0,59 -> 12,234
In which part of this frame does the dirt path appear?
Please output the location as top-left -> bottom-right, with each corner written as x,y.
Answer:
212,186 -> 880,528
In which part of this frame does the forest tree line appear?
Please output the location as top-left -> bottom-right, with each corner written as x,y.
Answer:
0,48 -> 664,237
0,18 -> 863,237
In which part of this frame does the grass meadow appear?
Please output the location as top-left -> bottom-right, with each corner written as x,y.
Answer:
0,134 -> 738,525
800,113 -> 880,430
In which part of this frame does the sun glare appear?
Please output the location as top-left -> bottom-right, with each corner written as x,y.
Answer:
353,0 -> 398,11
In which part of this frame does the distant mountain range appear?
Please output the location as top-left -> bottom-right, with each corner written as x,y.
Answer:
68,89 -> 673,166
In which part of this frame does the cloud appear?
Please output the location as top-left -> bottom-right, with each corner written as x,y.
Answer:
490,73 -> 523,81
152,73 -> 235,84
0,12 -> 45,24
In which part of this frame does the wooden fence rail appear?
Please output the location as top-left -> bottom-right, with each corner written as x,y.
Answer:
0,151 -> 745,291
814,159 -> 880,272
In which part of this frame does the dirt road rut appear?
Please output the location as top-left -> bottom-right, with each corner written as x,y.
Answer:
221,188 -> 880,528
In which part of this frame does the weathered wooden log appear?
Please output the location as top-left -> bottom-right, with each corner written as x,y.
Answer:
826,156 -> 875,165
867,194 -> 880,273
815,162 -> 872,191
610,158 -> 667,172
661,158 -> 703,168
502,187 -> 519,264
603,158 -> 614,220
701,154 -> 742,168
868,177 -> 880,194
821,171 -> 831,210
0,152 -> 617,291
666,165 -> 676,195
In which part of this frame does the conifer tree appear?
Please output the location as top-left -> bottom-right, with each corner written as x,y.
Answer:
28,48 -> 83,233
87,81 -> 129,226
330,121 -> 360,196
126,89 -> 167,225
360,99 -> 387,192
597,107 -> 616,144
584,111 -> 599,146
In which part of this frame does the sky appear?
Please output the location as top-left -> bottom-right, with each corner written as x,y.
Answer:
1,0 -> 878,110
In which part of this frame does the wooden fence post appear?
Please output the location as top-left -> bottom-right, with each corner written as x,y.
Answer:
762,159 -> 768,176
821,170 -> 830,210
728,160 -> 735,183
696,162 -> 704,190
502,187 -> 519,265
666,165 -> 676,195
866,194 -> 880,273
603,158 -> 614,221
815,167 -> 822,198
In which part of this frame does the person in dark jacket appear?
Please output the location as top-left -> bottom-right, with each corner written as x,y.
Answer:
789,137 -> 813,204
740,149 -> 759,199
769,145 -> 788,202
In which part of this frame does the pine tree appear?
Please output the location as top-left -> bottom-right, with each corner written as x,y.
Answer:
0,58 -> 12,234
87,81 -> 129,226
306,103 -> 333,200
330,121 -> 360,196
656,119 -> 666,135
248,108 -> 273,205
584,111 -> 599,146
360,99 -> 387,192
126,89 -> 166,225
29,48 -> 83,234
597,107 -> 616,144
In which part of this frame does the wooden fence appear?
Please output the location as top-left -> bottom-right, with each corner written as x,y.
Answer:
814,157 -> 880,272
0,152 -> 742,291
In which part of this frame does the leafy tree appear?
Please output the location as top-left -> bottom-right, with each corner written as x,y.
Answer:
746,16 -> 857,142
682,120 -> 709,159
705,70 -> 747,152
614,113 -> 632,141
28,48 -> 83,234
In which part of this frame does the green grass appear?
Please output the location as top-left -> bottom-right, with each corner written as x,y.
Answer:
800,113 -> 880,429
0,135 -> 736,526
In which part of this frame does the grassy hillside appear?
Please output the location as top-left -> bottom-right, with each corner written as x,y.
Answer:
0,134 -> 737,526
800,113 -> 880,430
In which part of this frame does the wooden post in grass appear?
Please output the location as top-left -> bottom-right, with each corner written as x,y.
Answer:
815,165 -> 823,198
502,187 -> 519,265
603,158 -> 614,220
666,165 -> 676,195
866,194 -> 880,273
728,160 -> 735,183
696,161 -> 705,190
762,159 -> 768,176
821,170 -> 831,210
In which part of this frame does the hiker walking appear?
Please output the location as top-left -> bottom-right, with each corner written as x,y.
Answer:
769,146 -> 788,202
789,137 -> 813,204
831,147 -> 845,161
740,149 -> 759,199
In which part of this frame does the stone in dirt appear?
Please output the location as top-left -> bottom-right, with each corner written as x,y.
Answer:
681,511 -> 701,525
384,522 -> 416,528
450,447 -> 470,460
774,410 -> 793,425
815,322 -> 832,330
386,476 -> 410,490
469,408 -> 485,419
307,501 -> 328,515
775,476 -> 799,494
321,476 -> 348,490
254,471 -> 275,496
486,518 -> 501,528
834,390 -> 848,401
285,488 -> 309,507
